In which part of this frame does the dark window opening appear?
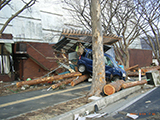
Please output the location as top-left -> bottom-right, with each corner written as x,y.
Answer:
16,43 -> 27,53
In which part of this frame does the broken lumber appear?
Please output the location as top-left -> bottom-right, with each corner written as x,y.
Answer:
125,64 -> 138,71
16,72 -> 82,88
141,66 -> 160,73
51,77 -> 77,89
122,79 -> 147,89
71,74 -> 89,86
103,80 -> 125,95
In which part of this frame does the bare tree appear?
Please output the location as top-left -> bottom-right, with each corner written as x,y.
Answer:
136,0 -> 160,65
63,0 -> 142,69
89,0 -> 106,96
0,0 -> 36,36
111,0 -> 143,68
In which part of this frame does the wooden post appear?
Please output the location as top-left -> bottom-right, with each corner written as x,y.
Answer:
103,80 -> 125,95
125,64 -> 138,71
16,72 -> 82,87
51,77 -> 77,89
122,79 -> 147,89
71,74 -> 89,86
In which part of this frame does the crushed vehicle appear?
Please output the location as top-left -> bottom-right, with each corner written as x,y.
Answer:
78,48 -> 126,81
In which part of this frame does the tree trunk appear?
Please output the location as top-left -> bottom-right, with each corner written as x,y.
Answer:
88,0 -> 106,97
122,80 -> 147,89
103,80 -> 125,95
71,75 -> 89,86
125,50 -> 130,69
16,72 -> 82,87
52,77 -> 77,89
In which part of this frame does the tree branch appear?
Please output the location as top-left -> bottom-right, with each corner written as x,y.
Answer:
0,0 -> 36,34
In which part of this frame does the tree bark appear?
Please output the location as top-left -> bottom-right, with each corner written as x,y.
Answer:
103,80 -> 125,95
122,80 -> 147,89
52,77 -> 77,89
16,72 -> 82,87
88,0 -> 106,97
71,74 -> 89,86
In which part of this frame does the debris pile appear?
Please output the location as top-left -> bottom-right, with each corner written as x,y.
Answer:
125,65 -> 160,77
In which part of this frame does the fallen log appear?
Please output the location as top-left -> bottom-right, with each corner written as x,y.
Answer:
51,77 -> 78,89
16,72 -> 82,87
125,64 -> 138,71
103,80 -> 125,95
141,66 -> 160,73
122,79 -> 147,89
71,74 -> 89,86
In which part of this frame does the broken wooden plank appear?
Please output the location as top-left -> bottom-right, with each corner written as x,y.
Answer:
121,79 -> 147,89
125,64 -> 138,71
51,76 -> 77,89
71,74 -> 89,86
103,80 -> 125,95
16,72 -> 82,87
141,66 -> 160,73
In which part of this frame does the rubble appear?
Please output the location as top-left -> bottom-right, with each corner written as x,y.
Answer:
126,65 -> 160,77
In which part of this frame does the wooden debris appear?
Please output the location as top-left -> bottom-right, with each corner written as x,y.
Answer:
103,80 -> 125,95
141,66 -> 160,73
16,72 -> 82,87
127,66 -> 160,77
125,64 -> 138,71
51,77 -> 77,89
71,74 -> 89,86
122,79 -> 147,89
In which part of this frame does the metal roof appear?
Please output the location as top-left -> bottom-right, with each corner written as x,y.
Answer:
52,36 -> 111,53
52,29 -> 121,53
61,28 -> 122,45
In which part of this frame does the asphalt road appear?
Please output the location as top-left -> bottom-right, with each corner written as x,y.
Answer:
93,86 -> 160,120
113,86 -> 160,120
0,82 -> 91,119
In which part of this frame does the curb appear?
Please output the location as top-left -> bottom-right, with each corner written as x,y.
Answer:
49,85 -> 142,120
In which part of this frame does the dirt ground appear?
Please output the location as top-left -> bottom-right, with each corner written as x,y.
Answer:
8,96 -> 92,120
0,82 -> 54,97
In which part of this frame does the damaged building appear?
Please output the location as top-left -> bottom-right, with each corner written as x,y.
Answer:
0,29 -> 153,82
0,34 -> 63,82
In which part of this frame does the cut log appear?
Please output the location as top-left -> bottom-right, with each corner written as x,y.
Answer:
51,77 -> 77,89
71,74 -> 89,86
122,79 -> 147,89
16,72 -> 82,87
125,64 -> 138,71
103,80 -> 125,95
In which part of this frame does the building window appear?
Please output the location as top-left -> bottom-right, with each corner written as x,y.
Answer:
16,43 -> 27,53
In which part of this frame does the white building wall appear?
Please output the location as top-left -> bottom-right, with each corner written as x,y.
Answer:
0,0 -> 142,49
0,0 -> 82,43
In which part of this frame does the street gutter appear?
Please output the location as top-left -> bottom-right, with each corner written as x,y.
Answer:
49,85 -> 142,120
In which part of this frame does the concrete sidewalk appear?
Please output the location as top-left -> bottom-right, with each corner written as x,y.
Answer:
49,85 -> 149,120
